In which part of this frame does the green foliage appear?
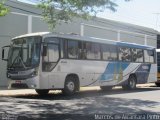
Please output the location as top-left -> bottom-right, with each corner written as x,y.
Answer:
38,0 -> 130,31
0,0 -> 9,17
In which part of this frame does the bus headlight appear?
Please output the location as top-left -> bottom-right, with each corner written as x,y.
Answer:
31,84 -> 37,88
7,73 -> 10,78
32,71 -> 38,76
31,68 -> 38,76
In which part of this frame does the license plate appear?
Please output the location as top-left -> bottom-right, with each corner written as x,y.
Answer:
15,80 -> 22,84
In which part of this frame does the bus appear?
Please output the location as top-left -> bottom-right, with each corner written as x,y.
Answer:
2,32 -> 157,95
156,49 -> 160,87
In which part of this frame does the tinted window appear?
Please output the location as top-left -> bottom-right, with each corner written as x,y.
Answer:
144,50 -> 154,63
43,44 -> 59,62
119,47 -> 131,62
85,42 -> 100,60
102,44 -> 117,61
42,44 -> 59,71
44,37 -> 59,44
131,48 -> 143,62
68,40 -> 79,59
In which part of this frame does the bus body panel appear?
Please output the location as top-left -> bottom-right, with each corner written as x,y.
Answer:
42,59 -> 108,89
8,76 -> 40,89
37,59 -> 156,89
39,72 -> 49,89
147,64 -> 157,83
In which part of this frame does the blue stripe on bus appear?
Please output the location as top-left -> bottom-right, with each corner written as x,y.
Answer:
100,62 -> 129,81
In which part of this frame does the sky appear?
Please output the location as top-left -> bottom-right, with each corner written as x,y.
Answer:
97,0 -> 160,31
18,0 -> 160,31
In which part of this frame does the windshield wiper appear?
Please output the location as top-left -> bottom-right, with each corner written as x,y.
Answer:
9,40 -> 27,69
18,56 -> 27,69
9,49 -> 21,68
9,51 -> 26,69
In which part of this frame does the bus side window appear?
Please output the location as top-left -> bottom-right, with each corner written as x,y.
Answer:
101,44 -> 110,60
67,40 -> 78,59
101,44 -> 117,61
64,40 -> 68,58
110,45 -> 118,61
131,48 -> 143,62
78,41 -> 85,59
144,50 -> 154,63
119,47 -> 131,62
42,44 -> 59,71
66,40 -> 87,60
84,42 -> 100,60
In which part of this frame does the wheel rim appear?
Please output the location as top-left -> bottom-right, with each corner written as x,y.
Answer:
129,77 -> 136,88
67,81 -> 75,91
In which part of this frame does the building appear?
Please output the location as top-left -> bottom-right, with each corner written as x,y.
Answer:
0,0 -> 159,89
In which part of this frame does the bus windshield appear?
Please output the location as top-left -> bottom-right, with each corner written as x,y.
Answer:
8,36 -> 41,69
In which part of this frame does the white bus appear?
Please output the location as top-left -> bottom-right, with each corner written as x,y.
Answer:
2,32 -> 157,95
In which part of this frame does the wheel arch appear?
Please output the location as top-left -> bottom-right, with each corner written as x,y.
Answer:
122,73 -> 137,90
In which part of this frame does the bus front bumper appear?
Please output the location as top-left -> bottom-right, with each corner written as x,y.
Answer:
8,76 -> 39,89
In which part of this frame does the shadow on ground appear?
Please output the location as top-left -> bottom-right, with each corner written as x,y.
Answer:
13,87 -> 160,100
0,87 -> 160,120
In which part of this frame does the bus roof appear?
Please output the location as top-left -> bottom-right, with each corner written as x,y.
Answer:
12,32 -> 50,40
12,32 -> 155,50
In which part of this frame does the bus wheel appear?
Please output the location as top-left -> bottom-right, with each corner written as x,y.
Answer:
100,86 -> 112,91
155,82 -> 160,87
123,75 -> 137,90
35,89 -> 49,96
63,76 -> 77,95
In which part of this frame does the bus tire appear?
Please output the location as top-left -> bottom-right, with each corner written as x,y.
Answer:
122,75 -> 137,90
100,86 -> 112,91
62,76 -> 77,95
155,82 -> 160,87
35,89 -> 49,96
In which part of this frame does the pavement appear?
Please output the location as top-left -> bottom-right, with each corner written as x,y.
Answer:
0,89 -> 37,97
0,83 -> 159,120
0,83 -> 156,97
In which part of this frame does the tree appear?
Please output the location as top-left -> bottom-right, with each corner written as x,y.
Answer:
38,0 -> 130,31
0,0 -> 9,17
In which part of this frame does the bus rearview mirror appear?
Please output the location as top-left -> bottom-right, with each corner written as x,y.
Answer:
2,49 -> 5,60
2,45 -> 10,61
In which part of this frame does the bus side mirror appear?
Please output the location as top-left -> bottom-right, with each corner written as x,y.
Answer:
2,45 -> 10,61
42,45 -> 47,56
